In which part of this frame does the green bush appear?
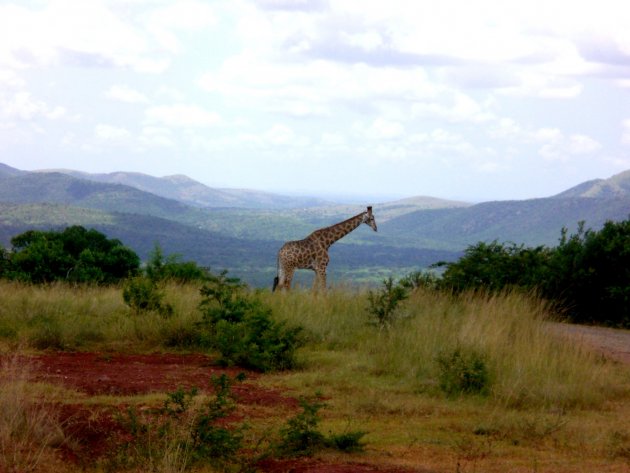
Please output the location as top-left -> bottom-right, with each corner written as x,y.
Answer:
366,277 -> 408,329
437,219 -> 630,328
122,276 -> 173,316
436,347 -> 490,397
145,244 -> 210,283
111,374 -> 245,471
198,271 -> 303,372
276,395 -> 366,457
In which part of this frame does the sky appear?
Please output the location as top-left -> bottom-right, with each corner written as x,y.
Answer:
1,0 -> 630,202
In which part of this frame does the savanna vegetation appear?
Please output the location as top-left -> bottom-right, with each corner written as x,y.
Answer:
0,223 -> 629,471
437,219 -> 630,328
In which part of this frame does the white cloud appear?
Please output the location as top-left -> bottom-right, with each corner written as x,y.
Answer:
536,128 -> 602,160
0,1 -> 147,69
145,0 -> 217,53
139,126 -> 175,148
145,104 -> 221,128
95,124 -> 132,144
364,118 -> 405,140
106,85 -> 149,104
1,91 -> 65,120
412,92 -> 494,123
622,119 -> 630,145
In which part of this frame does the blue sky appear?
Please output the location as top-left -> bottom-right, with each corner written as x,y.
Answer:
1,0 -> 630,202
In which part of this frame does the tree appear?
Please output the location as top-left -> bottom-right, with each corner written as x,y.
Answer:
438,241 -> 551,292
6,226 -> 139,284
543,220 -> 630,326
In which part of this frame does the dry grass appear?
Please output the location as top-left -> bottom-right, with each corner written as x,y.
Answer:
0,353 -> 67,472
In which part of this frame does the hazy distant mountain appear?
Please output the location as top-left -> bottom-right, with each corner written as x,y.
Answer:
0,171 -> 205,221
46,169 -> 331,209
0,163 -> 26,178
380,196 -> 630,250
554,169 -> 630,198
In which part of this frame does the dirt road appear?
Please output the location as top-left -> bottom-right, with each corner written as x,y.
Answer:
548,322 -> 630,365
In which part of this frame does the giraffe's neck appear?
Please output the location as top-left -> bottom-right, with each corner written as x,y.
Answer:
310,212 -> 366,248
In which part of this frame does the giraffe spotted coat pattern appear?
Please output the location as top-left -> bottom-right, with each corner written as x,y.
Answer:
273,206 -> 377,291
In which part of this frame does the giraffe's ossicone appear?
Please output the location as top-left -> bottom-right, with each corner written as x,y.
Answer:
273,206 -> 377,291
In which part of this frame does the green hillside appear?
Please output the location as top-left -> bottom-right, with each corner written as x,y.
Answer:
554,169 -> 630,198
380,196 -> 630,250
50,169 -> 331,209
0,203 -> 458,287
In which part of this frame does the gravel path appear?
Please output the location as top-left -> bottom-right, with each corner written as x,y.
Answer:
548,322 -> 630,364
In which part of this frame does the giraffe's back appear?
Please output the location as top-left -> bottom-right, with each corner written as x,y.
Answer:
278,238 -> 322,270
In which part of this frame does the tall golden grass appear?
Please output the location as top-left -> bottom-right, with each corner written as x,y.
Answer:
0,354 -> 66,472
264,287 -> 624,409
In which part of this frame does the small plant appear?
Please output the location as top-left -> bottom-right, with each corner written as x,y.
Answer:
277,395 -> 327,457
189,373 -> 246,462
326,430 -> 368,453
199,271 -> 304,372
366,277 -> 409,329
111,374 -> 246,471
276,394 -> 366,457
436,347 -> 490,397
122,276 -> 173,316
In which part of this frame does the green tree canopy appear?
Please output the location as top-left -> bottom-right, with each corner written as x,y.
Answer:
7,226 -> 139,284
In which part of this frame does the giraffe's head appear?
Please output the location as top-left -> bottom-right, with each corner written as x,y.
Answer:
363,206 -> 377,232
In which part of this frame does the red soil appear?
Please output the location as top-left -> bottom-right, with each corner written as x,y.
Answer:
20,352 -> 424,472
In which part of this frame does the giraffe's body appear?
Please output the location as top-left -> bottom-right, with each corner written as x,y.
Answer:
273,206 -> 377,291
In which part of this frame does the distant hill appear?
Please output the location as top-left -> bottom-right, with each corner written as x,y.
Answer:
0,171 -> 209,222
45,169 -> 331,209
0,163 -> 26,178
380,196 -> 630,250
2,162 -> 630,285
554,169 -> 630,198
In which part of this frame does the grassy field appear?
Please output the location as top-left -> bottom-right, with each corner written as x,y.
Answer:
0,281 -> 629,472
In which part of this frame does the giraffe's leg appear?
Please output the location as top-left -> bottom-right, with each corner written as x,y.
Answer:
283,268 -> 294,290
313,267 -> 327,292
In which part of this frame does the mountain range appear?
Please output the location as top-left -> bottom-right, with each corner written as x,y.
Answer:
1,162 -> 629,286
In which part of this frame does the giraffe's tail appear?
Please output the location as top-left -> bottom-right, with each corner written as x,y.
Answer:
273,255 -> 280,291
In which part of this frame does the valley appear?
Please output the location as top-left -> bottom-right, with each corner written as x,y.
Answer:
1,163 -> 630,286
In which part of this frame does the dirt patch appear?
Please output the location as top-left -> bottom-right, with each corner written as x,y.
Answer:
27,352 -> 297,408
21,352 -> 423,472
548,323 -> 630,365
257,458 -> 430,472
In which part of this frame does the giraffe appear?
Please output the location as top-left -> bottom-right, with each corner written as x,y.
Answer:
273,206 -> 377,291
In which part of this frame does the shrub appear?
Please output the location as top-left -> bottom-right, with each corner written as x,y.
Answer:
276,394 -> 366,457
145,244 -> 210,283
122,276 -> 173,316
366,277 -> 408,329
111,374 -> 246,471
198,271 -> 303,372
436,347 -> 490,397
